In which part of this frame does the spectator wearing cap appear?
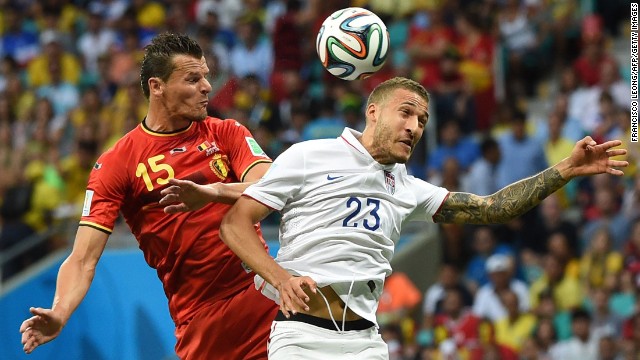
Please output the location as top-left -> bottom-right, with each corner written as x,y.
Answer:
26,29 -> 81,88
464,226 -> 513,293
549,308 -> 609,360
472,253 -> 530,323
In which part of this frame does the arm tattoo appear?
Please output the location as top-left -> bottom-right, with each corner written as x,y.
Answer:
433,167 -> 568,224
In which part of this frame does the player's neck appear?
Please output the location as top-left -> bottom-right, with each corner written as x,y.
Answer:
145,108 -> 191,133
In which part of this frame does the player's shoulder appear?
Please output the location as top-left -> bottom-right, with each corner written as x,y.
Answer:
290,137 -> 342,152
202,116 -> 245,130
99,125 -> 142,159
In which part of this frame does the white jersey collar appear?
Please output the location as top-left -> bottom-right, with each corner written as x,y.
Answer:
340,128 -> 398,171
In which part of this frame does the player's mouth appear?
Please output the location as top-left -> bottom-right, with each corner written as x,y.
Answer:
399,139 -> 413,151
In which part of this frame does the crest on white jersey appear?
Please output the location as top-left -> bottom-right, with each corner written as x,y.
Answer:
384,171 -> 395,195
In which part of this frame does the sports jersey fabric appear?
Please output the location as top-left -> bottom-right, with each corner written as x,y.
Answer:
245,128 -> 449,325
80,117 -> 272,326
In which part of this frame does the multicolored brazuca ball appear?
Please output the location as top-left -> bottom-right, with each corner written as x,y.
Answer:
316,7 -> 390,81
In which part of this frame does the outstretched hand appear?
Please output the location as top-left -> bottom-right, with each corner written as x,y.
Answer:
20,307 -> 64,354
277,276 -> 317,318
159,178 -> 212,214
565,136 -> 628,178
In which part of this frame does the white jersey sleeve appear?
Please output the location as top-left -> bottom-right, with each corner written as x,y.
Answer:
244,143 -> 305,210
404,175 -> 449,223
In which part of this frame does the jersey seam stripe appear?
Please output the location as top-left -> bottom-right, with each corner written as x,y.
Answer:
431,191 -> 451,223
240,159 -> 272,182
241,194 -> 278,211
79,221 -> 113,234
140,122 -> 193,137
340,135 -> 364,154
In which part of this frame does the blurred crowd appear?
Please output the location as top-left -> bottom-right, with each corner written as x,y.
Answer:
0,0 -> 637,358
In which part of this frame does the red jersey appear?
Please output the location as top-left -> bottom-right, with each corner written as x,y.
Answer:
79,117 -> 272,326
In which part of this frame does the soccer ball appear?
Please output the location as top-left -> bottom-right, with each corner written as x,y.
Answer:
316,7 -> 390,81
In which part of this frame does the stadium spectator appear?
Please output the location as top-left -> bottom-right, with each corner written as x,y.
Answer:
585,287 -> 623,338
497,0 -> 540,98
229,15 -> 273,86
76,8 -> 117,78
88,0 -> 129,28
493,288 -> 536,353
549,308 -> 607,360
546,231 -> 580,279
529,255 -> 583,311
19,33 -> 278,359
406,7 -> 455,90
195,0 -> 244,30
465,226 -> 514,292
622,173 -> 640,220
430,47 -> 476,135
0,6 -> 40,67
472,253 -> 530,323
533,290 -> 572,341
609,270 -> 638,320
462,136 -> 501,196
579,227 -> 623,292
301,96 -> 345,140
543,93 -> 586,143
597,335 -> 622,360
27,30 -> 81,88
580,187 -> 630,251
572,37 -> 617,88
453,11 -> 495,131
530,317 -> 558,357
422,263 -> 474,319
433,288 -> 489,359
496,111 -> 547,189
107,30 -> 143,86
522,194 -> 578,255
621,311 -> 640,357
35,57 -> 80,117
426,120 -> 479,179
271,0 -> 304,73
544,111 -> 577,169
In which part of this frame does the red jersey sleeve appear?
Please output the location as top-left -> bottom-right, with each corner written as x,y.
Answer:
216,119 -> 272,181
79,145 -> 130,234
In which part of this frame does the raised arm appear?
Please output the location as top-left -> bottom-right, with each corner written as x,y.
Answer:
160,162 -> 271,213
20,226 -> 108,353
434,137 -> 628,224
220,196 -> 316,317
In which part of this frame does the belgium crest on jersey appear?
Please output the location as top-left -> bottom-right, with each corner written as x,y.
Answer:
209,154 -> 229,180
384,170 -> 395,195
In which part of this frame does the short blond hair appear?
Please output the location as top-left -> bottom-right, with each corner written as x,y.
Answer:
366,77 -> 430,108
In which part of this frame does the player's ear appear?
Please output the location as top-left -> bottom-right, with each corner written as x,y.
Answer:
148,77 -> 163,97
365,102 -> 378,124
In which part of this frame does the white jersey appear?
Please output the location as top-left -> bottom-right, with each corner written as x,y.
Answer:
244,128 -> 449,325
